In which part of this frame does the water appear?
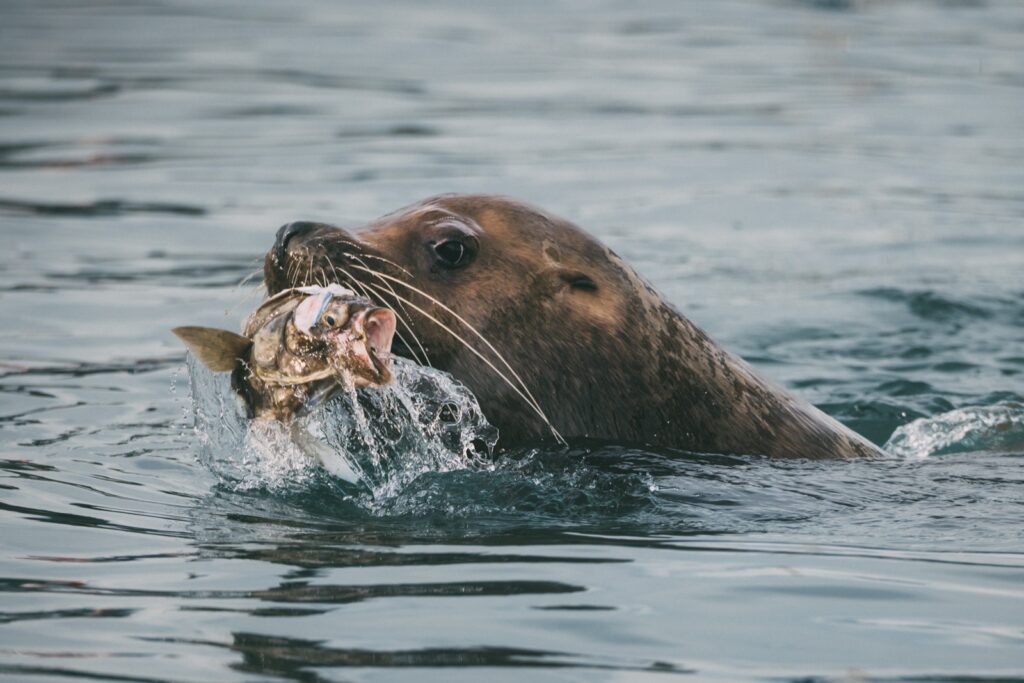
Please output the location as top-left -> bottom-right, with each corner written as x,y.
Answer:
187,355 -> 497,497
1,0 -> 1022,680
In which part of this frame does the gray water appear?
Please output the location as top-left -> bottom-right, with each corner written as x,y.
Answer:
1,0 -> 1023,680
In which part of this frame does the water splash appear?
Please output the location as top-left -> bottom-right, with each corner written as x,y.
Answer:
884,401 -> 1024,459
185,355 -> 498,502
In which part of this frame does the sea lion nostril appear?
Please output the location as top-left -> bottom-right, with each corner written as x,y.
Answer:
274,221 -> 318,258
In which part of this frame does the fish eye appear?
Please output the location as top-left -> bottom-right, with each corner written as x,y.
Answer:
434,239 -> 470,268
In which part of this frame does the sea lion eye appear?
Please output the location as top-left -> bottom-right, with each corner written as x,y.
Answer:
424,217 -> 479,271
433,239 -> 470,268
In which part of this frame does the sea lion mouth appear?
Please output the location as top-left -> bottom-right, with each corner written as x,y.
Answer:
264,222 -> 422,369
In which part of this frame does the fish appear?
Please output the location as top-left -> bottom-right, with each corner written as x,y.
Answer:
173,284 -> 397,422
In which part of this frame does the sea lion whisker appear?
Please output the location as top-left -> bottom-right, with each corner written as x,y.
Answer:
286,252 -> 300,292
350,264 -> 543,412
349,264 -> 556,440
355,254 -> 413,279
296,246 -> 310,288
346,255 -> 432,368
237,265 -> 263,290
326,238 -> 413,277
385,288 -> 563,444
304,247 -> 315,291
226,278 -> 268,316
233,255 -> 264,291
363,281 -> 565,445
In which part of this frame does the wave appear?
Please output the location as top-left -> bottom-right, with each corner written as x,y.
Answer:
885,401 -> 1024,458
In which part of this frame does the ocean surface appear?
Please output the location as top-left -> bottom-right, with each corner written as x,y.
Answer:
1,0 -> 1022,681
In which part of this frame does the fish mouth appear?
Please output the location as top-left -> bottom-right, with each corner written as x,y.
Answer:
348,306 -> 397,386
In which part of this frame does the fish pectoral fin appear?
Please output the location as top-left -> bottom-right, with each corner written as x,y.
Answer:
172,326 -> 252,372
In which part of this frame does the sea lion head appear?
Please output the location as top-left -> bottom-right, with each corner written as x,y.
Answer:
264,194 -> 670,444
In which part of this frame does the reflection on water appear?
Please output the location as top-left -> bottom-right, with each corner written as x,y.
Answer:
215,632 -> 694,677
1,0 -> 1023,681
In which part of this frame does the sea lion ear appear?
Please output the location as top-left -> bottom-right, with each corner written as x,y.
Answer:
171,326 -> 252,372
557,269 -> 599,292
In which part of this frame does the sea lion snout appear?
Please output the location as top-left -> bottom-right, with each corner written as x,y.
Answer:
266,220 -> 353,294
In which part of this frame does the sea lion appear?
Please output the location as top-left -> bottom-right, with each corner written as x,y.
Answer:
173,285 -> 397,422
262,194 -> 881,458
